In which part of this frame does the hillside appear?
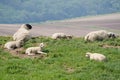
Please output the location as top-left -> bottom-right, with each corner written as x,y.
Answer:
60,13 -> 120,22
0,36 -> 120,80
0,0 -> 120,23
0,13 -> 120,37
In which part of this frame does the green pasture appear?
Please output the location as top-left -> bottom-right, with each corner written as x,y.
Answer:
0,36 -> 120,80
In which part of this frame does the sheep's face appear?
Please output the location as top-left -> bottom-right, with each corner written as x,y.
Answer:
108,32 -> 116,38
85,52 -> 91,58
39,43 -> 45,48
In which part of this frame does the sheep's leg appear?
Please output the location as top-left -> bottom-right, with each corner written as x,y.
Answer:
27,52 -> 35,56
8,46 -> 14,50
37,51 -> 47,55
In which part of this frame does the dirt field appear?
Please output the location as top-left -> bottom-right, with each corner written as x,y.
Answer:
0,13 -> 120,37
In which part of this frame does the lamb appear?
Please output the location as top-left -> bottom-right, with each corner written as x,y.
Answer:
4,40 -> 24,50
25,43 -> 47,56
13,24 -> 32,41
51,33 -> 72,39
85,52 -> 106,62
84,30 -> 117,42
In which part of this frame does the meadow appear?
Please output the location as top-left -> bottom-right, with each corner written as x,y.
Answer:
0,36 -> 120,80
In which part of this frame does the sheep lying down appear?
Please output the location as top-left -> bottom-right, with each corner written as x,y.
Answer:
51,33 -> 72,39
4,40 -> 23,50
86,52 -> 106,62
84,30 -> 117,42
25,43 -> 47,56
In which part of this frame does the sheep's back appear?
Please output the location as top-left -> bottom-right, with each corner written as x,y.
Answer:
90,53 -> 106,61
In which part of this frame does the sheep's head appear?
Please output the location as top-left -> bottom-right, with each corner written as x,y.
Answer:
66,35 -> 73,39
85,52 -> 92,58
26,24 -> 32,30
21,24 -> 32,30
108,32 -> 116,38
39,43 -> 45,48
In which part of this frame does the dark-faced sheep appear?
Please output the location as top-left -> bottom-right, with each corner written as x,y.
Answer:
13,24 -> 32,42
84,30 -> 117,42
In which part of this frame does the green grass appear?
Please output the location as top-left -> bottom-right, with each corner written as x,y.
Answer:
0,36 -> 120,80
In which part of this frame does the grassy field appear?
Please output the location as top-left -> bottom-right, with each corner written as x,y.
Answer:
0,36 -> 120,80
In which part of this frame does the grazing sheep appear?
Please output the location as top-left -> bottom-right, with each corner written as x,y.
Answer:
85,52 -> 106,62
84,30 -> 117,42
25,43 -> 47,56
4,40 -> 24,50
13,24 -> 32,41
51,33 -> 72,39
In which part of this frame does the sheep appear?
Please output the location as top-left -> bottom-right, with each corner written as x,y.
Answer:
13,24 -> 32,41
25,43 -> 47,56
4,40 -> 24,50
84,30 -> 117,42
51,33 -> 72,39
85,52 -> 106,62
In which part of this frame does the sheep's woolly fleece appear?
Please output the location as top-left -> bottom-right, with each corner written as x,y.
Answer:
13,24 -> 32,41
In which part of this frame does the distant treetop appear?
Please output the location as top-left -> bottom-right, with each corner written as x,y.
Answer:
0,0 -> 120,23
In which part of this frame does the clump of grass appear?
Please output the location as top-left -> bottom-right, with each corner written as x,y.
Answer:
0,36 -> 12,45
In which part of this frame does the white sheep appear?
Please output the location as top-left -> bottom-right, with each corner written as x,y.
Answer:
85,52 -> 106,62
4,40 -> 24,50
51,33 -> 72,39
13,24 -> 32,41
25,43 -> 47,56
84,30 -> 108,42
84,30 -> 117,42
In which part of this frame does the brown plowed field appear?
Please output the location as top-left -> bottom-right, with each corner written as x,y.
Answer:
0,13 -> 120,37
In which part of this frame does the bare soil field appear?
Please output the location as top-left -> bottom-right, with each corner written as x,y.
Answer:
0,13 -> 120,37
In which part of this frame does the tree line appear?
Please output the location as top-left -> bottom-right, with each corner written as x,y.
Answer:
0,0 -> 120,23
